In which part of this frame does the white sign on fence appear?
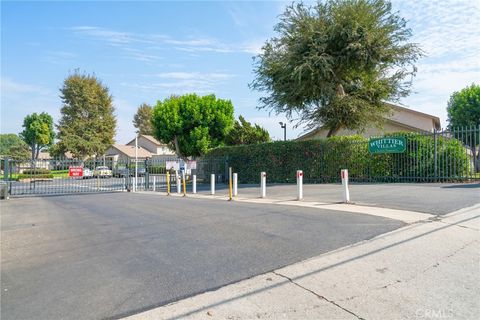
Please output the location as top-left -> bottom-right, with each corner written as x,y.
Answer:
165,161 -> 180,171
187,160 -> 197,170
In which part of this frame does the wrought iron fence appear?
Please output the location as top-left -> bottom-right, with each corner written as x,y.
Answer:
2,126 -> 478,197
203,126 -> 480,184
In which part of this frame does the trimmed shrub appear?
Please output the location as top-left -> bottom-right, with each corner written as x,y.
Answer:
17,173 -> 54,180
22,168 -> 51,175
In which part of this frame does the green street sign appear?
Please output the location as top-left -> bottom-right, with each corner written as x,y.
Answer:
368,137 -> 406,154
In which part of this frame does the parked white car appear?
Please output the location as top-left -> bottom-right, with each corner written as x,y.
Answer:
82,168 -> 93,179
93,166 -> 112,178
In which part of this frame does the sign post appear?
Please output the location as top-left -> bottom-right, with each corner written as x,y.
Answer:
341,169 -> 350,203
296,170 -> 303,200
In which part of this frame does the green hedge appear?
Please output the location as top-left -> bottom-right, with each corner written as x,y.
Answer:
22,168 -> 51,175
17,173 -> 54,180
204,133 -> 471,183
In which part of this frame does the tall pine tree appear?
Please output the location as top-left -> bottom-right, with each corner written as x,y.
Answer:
56,72 -> 116,158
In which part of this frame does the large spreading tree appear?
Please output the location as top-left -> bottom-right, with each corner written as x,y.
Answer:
447,83 -> 480,170
0,134 -> 30,160
152,94 -> 234,158
225,116 -> 270,145
56,72 -> 116,158
251,0 -> 422,136
133,103 -> 153,135
20,112 -> 55,160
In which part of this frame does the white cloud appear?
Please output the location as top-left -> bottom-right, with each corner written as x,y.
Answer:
121,72 -> 236,95
0,77 -> 47,95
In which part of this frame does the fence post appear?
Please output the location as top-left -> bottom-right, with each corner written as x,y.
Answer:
153,176 -> 156,192
123,176 -> 126,192
192,174 -> 197,194
260,172 -> 266,198
233,173 -> 238,197
3,158 -> 9,181
434,128 -> 438,182
297,170 -> 303,200
341,169 -> 350,203
211,174 -> 215,195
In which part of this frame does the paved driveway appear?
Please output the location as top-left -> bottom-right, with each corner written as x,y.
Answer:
195,182 -> 480,214
1,193 -> 403,320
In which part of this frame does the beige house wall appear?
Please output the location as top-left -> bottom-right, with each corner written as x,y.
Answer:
126,137 -> 157,154
300,121 -> 412,140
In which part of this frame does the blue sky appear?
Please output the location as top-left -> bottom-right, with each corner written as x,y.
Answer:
1,0 -> 479,143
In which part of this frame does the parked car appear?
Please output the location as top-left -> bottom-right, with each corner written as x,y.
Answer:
82,168 -> 93,179
113,167 -> 130,177
93,166 -> 112,178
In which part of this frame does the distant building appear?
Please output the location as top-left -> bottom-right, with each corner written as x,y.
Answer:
296,102 -> 441,141
105,135 -> 176,163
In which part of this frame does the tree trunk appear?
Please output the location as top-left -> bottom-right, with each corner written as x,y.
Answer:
31,143 -> 36,161
35,145 -> 40,160
325,83 -> 347,138
326,126 -> 341,138
173,136 -> 182,159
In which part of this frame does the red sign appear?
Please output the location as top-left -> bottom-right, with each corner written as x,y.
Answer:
69,166 -> 83,177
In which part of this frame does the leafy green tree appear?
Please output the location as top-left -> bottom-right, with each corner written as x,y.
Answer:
225,116 -> 270,145
20,112 -> 55,160
133,103 -> 153,135
251,0 -> 422,137
56,72 -> 116,158
152,94 -> 234,158
0,134 -> 30,160
447,83 -> 480,170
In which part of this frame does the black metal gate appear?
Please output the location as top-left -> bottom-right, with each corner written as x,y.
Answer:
2,158 -> 132,197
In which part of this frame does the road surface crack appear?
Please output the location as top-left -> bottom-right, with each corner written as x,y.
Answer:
272,271 -> 366,320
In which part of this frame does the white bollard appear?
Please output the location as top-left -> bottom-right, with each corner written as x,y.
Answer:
260,172 -> 266,198
192,174 -> 197,194
153,176 -> 156,192
132,177 -> 136,192
176,171 -> 181,194
210,174 -> 215,195
341,169 -> 350,203
233,173 -> 238,196
123,177 -> 126,192
296,170 -> 303,200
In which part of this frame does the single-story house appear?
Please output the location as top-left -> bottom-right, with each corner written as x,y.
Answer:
296,102 -> 441,141
105,135 -> 176,165
126,135 -> 175,156
105,145 -> 154,163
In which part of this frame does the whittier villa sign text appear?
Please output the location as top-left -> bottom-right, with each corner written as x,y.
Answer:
368,137 -> 406,154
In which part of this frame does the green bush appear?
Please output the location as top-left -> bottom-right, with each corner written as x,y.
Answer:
17,173 -> 54,180
22,168 -> 51,175
205,133 -> 472,183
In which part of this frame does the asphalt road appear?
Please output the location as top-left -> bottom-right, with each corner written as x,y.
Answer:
195,182 -> 480,215
1,192 -> 403,320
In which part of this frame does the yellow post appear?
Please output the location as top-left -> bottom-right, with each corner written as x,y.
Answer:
166,172 -> 170,195
182,173 -> 187,197
228,167 -> 233,201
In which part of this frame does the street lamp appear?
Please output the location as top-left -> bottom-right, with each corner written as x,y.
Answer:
279,122 -> 287,141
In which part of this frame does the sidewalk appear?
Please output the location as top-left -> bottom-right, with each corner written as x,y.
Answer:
126,204 -> 480,320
